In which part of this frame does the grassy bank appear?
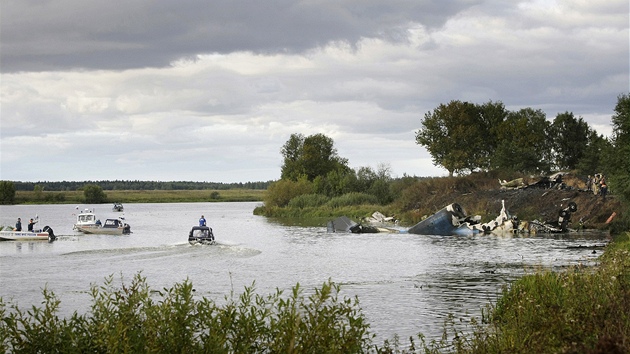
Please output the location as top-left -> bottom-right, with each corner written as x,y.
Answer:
14,189 -> 266,204
256,173 -> 624,231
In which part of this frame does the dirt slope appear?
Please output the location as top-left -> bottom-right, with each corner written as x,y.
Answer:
444,186 -> 620,231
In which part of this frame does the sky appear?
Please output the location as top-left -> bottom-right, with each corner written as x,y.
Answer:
1,0 -> 628,183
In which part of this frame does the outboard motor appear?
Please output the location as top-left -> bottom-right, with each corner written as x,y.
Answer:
43,226 -> 56,242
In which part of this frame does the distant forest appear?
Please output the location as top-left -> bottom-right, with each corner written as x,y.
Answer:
13,180 -> 273,191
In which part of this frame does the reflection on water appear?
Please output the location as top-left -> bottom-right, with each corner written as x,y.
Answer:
0,202 -> 610,342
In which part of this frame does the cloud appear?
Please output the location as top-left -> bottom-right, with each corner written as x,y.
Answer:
1,0 -> 479,72
0,0 -> 627,182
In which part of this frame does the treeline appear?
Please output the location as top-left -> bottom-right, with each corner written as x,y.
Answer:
257,94 -> 630,220
12,180 -> 272,192
416,101 -> 609,176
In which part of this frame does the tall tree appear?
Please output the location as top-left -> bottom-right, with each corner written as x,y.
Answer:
477,101 -> 509,170
551,112 -> 591,170
280,133 -> 306,181
0,181 -> 16,204
492,108 -> 552,174
416,101 -> 493,176
607,93 -> 630,206
575,131 -> 611,175
280,133 -> 349,181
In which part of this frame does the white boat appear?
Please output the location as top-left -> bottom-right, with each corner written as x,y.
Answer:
188,226 -> 215,245
0,226 -> 56,242
112,203 -> 124,212
73,208 -> 100,232
76,217 -> 131,235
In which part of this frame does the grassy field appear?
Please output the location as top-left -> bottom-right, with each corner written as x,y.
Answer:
15,189 -> 266,204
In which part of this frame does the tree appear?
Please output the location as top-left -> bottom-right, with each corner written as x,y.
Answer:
551,112 -> 591,170
492,108 -> 552,174
575,131 -> 611,175
280,134 -> 306,181
0,181 -> 16,204
34,185 -> 44,201
477,101 -> 509,170
607,93 -> 630,207
416,100 -> 502,176
313,168 -> 356,197
280,133 -> 349,181
83,184 -> 107,204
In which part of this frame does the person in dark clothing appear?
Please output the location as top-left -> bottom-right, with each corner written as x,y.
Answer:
15,218 -> 22,231
28,218 -> 37,232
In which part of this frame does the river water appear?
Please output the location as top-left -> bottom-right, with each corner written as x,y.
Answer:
0,202 -> 609,342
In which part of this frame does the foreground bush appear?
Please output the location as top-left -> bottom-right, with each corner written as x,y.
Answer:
0,274 -> 373,353
407,236 -> 630,354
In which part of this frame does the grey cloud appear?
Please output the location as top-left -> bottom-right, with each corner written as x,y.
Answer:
1,0 -> 479,72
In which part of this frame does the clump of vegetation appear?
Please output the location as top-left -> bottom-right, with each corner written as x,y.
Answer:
0,274 -> 374,353
288,193 -> 330,209
327,192 -> 379,208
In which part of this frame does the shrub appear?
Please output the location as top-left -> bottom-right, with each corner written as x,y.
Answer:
0,273 -> 374,353
288,194 -> 330,209
326,192 -> 379,208
0,180 -> 16,205
264,178 -> 313,208
83,184 -> 107,204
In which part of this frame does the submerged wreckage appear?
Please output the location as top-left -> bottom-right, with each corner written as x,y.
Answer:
328,201 -> 578,236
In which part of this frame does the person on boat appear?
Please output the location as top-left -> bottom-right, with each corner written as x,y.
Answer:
28,218 -> 37,232
199,215 -> 207,226
15,218 -> 22,231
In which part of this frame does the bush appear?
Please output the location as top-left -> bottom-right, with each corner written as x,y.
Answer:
0,274 -> 374,353
326,192 -> 379,208
0,181 -> 16,204
83,184 -> 107,204
264,178 -> 313,208
288,194 -> 330,209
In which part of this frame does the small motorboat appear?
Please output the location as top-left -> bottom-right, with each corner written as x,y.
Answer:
0,225 -> 56,242
76,217 -> 131,235
188,226 -> 215,245
73,208 -> 100,232
112,203 -> 124,212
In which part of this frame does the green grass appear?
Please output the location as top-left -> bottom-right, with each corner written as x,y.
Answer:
14,189 -> 266,204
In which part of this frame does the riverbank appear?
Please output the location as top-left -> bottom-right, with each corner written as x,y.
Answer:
13,189 -> 266,204
419,232 -> 630,353
255,173 -> 624,232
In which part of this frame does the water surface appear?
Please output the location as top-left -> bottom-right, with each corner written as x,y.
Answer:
0,202 -> 608,341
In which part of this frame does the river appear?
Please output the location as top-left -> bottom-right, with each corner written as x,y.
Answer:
0,202 -> 608,342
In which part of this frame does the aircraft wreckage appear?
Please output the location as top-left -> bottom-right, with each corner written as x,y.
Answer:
327,200 -> 578,236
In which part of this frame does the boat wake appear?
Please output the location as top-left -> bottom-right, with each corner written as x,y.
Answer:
61,242 -> 261,259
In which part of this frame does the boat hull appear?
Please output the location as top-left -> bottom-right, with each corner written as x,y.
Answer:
0,230 -> 52,241
75,226 -> 127,235
188,226 -> 215,245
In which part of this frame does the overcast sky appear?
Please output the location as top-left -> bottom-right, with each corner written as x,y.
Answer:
1,0 -> 628,183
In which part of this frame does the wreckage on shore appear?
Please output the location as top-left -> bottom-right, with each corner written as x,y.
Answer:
327,201 -> 578,236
